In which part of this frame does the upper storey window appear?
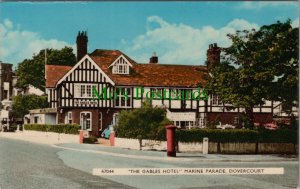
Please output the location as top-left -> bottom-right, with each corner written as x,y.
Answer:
109,55 -> 133,75
211,94 -> 222,106
112,62 -> 129,74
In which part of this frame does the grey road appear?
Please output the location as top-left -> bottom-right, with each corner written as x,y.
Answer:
0,137 -> 298,189
57,143 -> 299,189
0,138 -> 134,189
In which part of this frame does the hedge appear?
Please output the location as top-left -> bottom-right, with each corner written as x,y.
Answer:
257,129 -> 298,143
24,124 -> 80,135
176,129 -> 298,143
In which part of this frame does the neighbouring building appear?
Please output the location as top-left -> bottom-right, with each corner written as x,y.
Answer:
0,61 -> 45,130
0,61 -> 14,110
0,61 -> 14,130
24,108 -> 57,125
42,31 -> 297,137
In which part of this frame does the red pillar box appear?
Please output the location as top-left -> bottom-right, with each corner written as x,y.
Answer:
79,130 -> 84,144
166,125 -> 177,157
110,131 -> 115,146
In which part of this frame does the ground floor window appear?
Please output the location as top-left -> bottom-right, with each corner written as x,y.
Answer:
80,112 -> 92,130
198,118 -> 205,127
173,121 -> 195,129
234,116 -> 239,125
113,113 -> 119,126
65,111 -> 72,124
99,112 -> 102,131
34,116 -> 39,124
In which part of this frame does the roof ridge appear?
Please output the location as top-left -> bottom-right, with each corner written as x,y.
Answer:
135,63 -> 207,67
46,64 -> 72,67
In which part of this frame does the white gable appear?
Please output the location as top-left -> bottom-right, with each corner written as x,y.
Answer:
56,54 -> 115,86
108,54 -> 133,68
109,55 -> 133,75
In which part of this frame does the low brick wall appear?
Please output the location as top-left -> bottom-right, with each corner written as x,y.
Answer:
115,137 -> 298,154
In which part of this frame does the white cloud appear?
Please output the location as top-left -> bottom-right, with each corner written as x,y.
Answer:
237,2 -> 298,10
292,17 -> 299,28
123,16 -> 258,65
0,19 -> 75,65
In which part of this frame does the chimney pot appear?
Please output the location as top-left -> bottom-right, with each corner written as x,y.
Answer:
149,52 -> 158,64
206,43 -> 221,70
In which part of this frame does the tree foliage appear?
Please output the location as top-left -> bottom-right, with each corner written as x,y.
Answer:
12,94 -> 48,118
114,101 -> 173,140
207,20 -> 298,127
16,47 -> 76,90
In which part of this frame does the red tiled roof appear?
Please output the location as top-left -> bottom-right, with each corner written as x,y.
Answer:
89,49 -> 208,87
45,65 -> 72,88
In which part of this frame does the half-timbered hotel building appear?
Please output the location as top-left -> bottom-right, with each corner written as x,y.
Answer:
45,32 -> 279,136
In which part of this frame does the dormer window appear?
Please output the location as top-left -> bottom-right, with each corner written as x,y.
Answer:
109,55 -> 133,75
112,62 -> 129,74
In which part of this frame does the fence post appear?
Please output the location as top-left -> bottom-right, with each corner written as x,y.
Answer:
203,137 -> 209,154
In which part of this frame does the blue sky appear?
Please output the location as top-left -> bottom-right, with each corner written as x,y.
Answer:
0,2 -> 298,67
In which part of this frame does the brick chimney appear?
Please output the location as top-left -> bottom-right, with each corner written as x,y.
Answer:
76,31 -> 88,62
149,52 -> 158,64
206,43 -> 221,70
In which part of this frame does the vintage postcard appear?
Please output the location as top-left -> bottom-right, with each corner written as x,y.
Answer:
0,1 -> 299,189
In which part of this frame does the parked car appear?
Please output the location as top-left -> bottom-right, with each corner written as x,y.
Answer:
263,122 -> 278,130
216,123 -> 236,129
101,124 -> 114,139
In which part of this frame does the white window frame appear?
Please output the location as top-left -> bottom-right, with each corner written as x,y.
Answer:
3,90 -> 9,100
34,116 -> 39,124
211,94 -> 222,105
234,116 -> 239,125
151,88 -> 163,99
115,87 -> 132,108
99,112 -> 103,131
170,89 -> 181,99
65,111 -> 72,124
113,113 -> 119,126
112,62 -> 129,74
75,84 -> 97,98
198,118 -> 205,127
173,120 -> 196,129
80,112 -> 92,131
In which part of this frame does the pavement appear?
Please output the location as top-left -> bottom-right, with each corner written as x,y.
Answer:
0,130 -> 78,145
55,142 -> 298,163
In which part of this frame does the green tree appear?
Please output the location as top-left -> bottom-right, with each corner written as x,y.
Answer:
114,101 -> 172,140
207,20 -> 298,128
12,94 -> 48,118
16,47 -> 76,90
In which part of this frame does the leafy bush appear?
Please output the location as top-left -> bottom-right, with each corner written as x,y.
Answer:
10,123 -> 18,131
115,101 -> 172,140
24,124 -> 80,135
176,128 -> 298,143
